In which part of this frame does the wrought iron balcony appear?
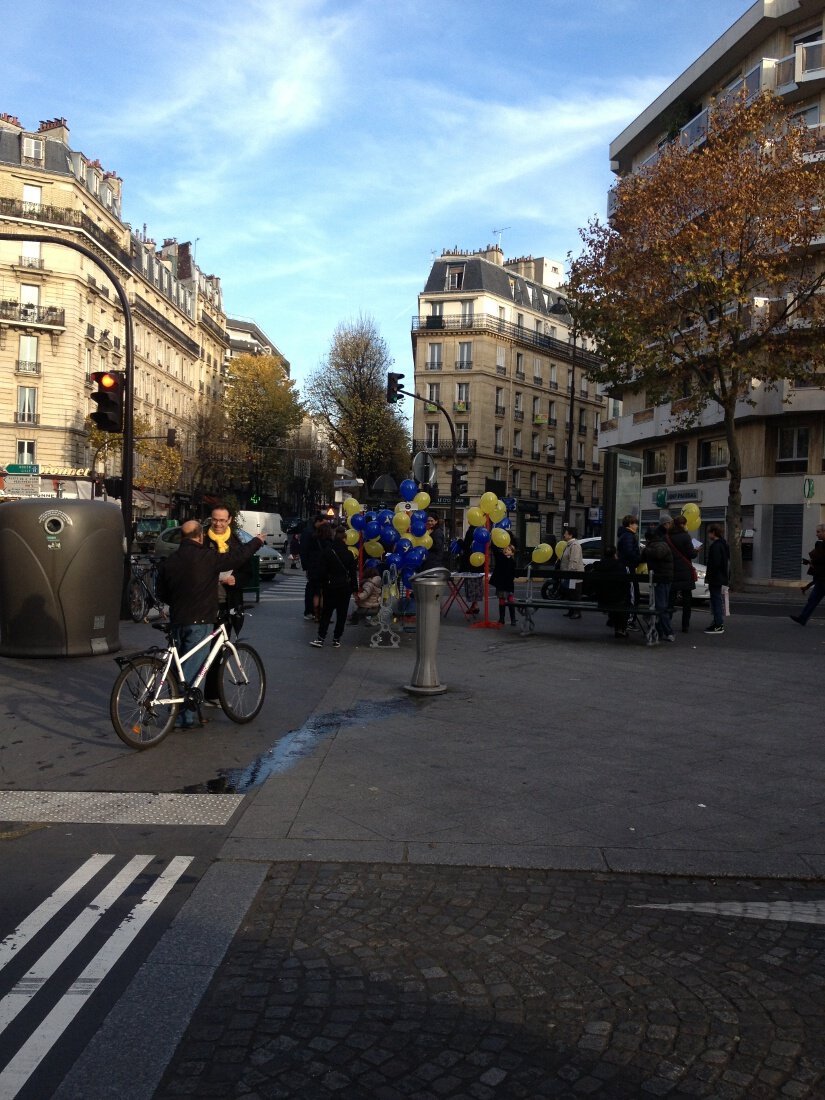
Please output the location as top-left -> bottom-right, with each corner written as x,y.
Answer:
494,405 -> 505,416
15,360 -> 41,374
412,313 -> 603,369
0,196 -> 132,269
412,438 -> 477,459
14,411 -> 40,424
0,301 -> 65,328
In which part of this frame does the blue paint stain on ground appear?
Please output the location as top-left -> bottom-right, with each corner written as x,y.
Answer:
177,698 -> 417,795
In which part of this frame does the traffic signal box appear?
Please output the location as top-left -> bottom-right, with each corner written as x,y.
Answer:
386,372 -> 404,403
90,370 -> 125,433
452,466 -> 468,497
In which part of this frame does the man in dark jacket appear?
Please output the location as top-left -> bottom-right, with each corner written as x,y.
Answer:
791,523 -> 825,626
156,520 -> 263,726
311,524 -> 357,648
300,513 -> 325,620
642,524 -> 675,642
617,514 -> 642,619
704,523 -> 730,635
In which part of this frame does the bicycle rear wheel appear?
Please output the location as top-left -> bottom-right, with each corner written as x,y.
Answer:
218,642 -> 265,723
110,656 -> 180,749
128,578 -> 149,623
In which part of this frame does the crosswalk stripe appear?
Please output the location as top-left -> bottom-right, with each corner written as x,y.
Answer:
0,854 -> 153,1034
0,854 -> 113,974
0,856 -> 193,1099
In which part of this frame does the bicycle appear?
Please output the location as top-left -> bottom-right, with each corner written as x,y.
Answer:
109,618 -> 266,750
128,555 -> 166,623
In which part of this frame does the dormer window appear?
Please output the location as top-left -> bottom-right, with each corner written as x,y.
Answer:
445,266 -> 464,291
21,136 -> 44,163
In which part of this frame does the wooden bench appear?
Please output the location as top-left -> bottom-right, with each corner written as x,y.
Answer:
513,567 -> 661,645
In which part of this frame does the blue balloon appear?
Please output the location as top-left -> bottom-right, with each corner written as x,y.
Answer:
407,547 -> 426,567
364,511 -> 376,523
495,518 -> 512,530
400,479 -> 417,502
410,519 -> 427,537
412,510 -> 427,523
381,528 -> 399,546
350,513 -> 366,531
386,553 -> 402,567
450,539 -> 463,555
473,527 -> 491,544
365,520 -> 380,540
396,538 -> 413,555
377,509 -> 394,526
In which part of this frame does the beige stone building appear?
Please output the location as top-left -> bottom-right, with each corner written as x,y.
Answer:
601,0 -> 825,581
0,114 -> 226,503
411,246 -> 608,543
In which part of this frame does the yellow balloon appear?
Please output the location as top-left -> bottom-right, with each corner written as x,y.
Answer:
348,546 -> 359,557
469,551 -> 486,567
421,533 -> 433,550
413,491 -> 431,510
685,514 -> 701,532
364,540 -> 384,558
467,507 -> 486,527
342,498 -> 361,517
681,503 -> 700,521
479,491 -> 498,515
491,528 -> 511,549
490,500 -> 507,523
531,543 -> 552,564
392,511 -> 410,533
555,540 -> 567,560
345,528 -> 360,546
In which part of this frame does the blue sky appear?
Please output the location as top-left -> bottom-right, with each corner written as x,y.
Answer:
5,0 -> 751,394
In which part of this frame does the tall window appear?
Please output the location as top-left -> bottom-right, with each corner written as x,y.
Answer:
578,408 -> 587,432
426,382 -> 440,404
17,334 -> 38,373
495,426 -> 504,452
549,400 -> 557,425
425,423 -> 439,447
460,300 -> 474,324
776,426 -> 809,473
495,386 -> 504,412
515,352 -> 524,377
426,342 -> 442,369
513,430 -> 522,454
16,440 -> 35,464
549,363 -> 557,387
697,438 -> 729,480
512,469 -> 521,491
17,386 -> 37,423
496,345 -> 505,370
643,447 -> 667,485
514,391 -> 523,414
674,442 -> 689,483
456,424 -> 469,447
457,341 -> 472,369
530,471 -> 538,495
546,473 -> 554,497
446,266 -> 464,291
20,283 -> 39,319
531,433 -> 539,458
20,240 -> 41,269
577,441 -> 585,465
532,396 -> 541,419
456,382 -> 469,407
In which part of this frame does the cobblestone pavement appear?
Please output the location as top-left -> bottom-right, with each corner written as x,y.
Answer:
156,863 -> 825,1099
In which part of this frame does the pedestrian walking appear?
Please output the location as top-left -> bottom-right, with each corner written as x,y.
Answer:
790,523 -> 825,626
311,524 -> 357,648
642,523 -> 675,642
667,513 -> 698,633
703,523 -> 730,635
617,514 -> 642,626
300,513 -> 324,621
288,532 -> 301,569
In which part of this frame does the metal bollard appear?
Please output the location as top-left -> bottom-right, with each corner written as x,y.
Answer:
403,567 -> 450,695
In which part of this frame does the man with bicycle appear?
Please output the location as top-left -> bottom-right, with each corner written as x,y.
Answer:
156,519 -> 264,728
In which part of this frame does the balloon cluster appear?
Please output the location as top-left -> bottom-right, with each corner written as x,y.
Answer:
680,502 -> 701,531
531,540 -> 564,564
465,491 -> 512,567
341,478 -> 434,588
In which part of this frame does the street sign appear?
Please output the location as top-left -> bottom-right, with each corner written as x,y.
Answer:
412,451 -> 437,485
333,477 -> 364,490
4,475 -> 40,495
803,477 -> 815,499
6,463 -> 39,475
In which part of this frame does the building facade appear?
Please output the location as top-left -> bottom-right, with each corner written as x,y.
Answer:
601,0 -> 825,582
411,246 -> 608,542
0,114 -> 227,504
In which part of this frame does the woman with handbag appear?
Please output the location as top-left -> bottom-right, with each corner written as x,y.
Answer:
666,513 -> 698,633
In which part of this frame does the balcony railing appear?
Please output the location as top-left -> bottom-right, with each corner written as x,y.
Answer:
453,402 -> 470,413
494,404 -> 505,416
548,380 -> 559,390
0,302 -> 65,328
412,438 -> 477,459
494,444 -> 504,455
533,415 -> 547,425
533,376 -> 543,385
515,370 -> 525,380
14,411 -> 40,424
199,309 -> 230,346
15,360 -> 41,374
455,360 -> 473,370
531,451 -> 541,462
496,364 -> 506,375
512,447 -> 523,458
0,196 -> 132,269
17,256 -> 44,270
514,410 -> 524,421
802,40 -> 825,80
424,360 -> 442,371
412,313 -> 603,369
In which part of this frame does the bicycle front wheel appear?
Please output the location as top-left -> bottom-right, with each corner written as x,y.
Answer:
110,656 -> 180,749
218,642 -> 265,723
128,578 -> 148,623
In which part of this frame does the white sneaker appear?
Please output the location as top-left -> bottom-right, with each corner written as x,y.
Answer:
310,638 -> 323,647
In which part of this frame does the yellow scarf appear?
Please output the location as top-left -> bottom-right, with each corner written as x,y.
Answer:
207,527 -> 231,553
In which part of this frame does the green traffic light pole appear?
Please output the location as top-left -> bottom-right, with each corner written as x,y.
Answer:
0,231 -> 135,540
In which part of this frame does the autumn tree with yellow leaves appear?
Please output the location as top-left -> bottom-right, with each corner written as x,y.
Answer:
570,92 -> 825,586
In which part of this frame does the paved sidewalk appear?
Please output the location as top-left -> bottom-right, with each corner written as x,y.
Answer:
98,600 -> 825,1100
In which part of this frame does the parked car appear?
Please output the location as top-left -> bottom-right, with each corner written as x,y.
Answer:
153,525 -> 284,578
539,535 -> 709,601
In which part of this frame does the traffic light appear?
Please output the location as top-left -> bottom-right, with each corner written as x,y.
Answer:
166,427 -> 177,448
386,372 -> 404,404
452,466 -> 468,498
104,476 -> 123,498
90,370 -> 125,433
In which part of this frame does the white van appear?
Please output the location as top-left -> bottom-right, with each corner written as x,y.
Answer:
236,510 -> 287,551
